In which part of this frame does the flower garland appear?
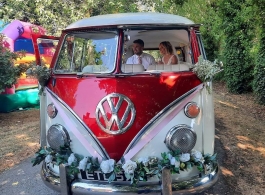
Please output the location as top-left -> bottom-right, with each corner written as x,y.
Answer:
32,144 -> 217,185
192,55 -> 222,93
26,65 -> 51,95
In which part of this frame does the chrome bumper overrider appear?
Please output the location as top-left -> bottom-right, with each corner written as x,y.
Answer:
41,163 -> 219,195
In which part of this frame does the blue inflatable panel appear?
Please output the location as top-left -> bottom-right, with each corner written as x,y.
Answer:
14,38 -> 46,54
14,39 -> 35,53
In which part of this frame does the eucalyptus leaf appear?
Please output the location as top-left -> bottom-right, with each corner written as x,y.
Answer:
125,173 -> 131,181
143,167 -> 150,173
108,172 -> 116,183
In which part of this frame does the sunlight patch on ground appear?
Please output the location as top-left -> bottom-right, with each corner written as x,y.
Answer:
218,101 -> 239,109
220,166 -> 234,176
15,134 -> 26,139
215,135 -> 220,139
236,135 -> 250,141
224,146 -> 232,152
12,181 -> 19,185
4,159 -> 14,166
1,180 -> 8,185
237,143 -> 265,156
4,153 -> 14,157
26,142 -> 39,147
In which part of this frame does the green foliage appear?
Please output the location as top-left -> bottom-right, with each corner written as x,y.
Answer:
31,147 -> 49,166
252,0 -> 265,104
0,0 -> 92,34
0,34 -> 28,93
26,64 -> 51,95
32,145 -> 217,185
0,0 -> 140,35
218,0 -> 254,94
192,56 -> 222,83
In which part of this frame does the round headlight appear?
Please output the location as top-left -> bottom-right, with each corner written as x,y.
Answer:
47,124 -> 70,151
165,125 -> 196,153
184,102 -> 200,118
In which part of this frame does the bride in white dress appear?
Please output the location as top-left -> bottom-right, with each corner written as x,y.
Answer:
158,41 -> 178,65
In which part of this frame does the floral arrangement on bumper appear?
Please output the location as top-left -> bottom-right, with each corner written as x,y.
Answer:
26,65 -> 51,95
192,55 -> 222,93
32,144 -> 217,185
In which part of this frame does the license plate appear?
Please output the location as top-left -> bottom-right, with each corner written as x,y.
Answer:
80,170 -> 128,181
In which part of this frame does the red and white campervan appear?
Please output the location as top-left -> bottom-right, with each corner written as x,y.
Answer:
32,13 -> 219,195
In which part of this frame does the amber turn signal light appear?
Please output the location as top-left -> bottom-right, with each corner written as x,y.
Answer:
184,102 -> 200,118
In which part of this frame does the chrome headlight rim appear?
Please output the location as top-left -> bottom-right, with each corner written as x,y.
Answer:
165,124 -> 197,153
47,124 -> 70,151
184,102 -> 200,118
47,103 -> 58,119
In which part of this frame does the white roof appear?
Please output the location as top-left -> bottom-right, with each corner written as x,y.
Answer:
66,12 -> 196,29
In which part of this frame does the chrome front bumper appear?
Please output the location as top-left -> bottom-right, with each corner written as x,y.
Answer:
41,163 -> 219,195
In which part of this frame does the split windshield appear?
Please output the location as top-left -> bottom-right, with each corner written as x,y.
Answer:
54,31 -> 118,74
50,28 -> 199,74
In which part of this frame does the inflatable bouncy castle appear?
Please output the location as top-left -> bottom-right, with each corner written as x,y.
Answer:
0,20 -> 48,112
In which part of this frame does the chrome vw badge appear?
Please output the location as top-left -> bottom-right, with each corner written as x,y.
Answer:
95,93 -> 136,135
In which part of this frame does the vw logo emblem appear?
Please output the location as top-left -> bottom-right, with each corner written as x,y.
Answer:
95,93 -> 136,135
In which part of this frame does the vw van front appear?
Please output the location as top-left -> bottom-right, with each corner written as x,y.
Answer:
32,13 -> 219,195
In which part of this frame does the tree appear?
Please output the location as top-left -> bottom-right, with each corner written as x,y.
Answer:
218,0 -> 254,93
252,0 -> 265,104
0,0 -> 140,35
0,34 -> 28,92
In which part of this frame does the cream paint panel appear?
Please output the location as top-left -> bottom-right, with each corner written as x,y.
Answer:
201,83 -> 215,155
131,92 -> 204,160
40,92 -> 47,147
44,91 -> 106,160
66,13 -> 195,29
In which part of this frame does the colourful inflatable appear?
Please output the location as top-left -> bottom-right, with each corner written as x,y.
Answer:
0,20 -> 48,112
0,20 -> 48,92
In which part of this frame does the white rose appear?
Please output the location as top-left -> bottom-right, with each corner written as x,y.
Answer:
179,153 -> 190,162
86,163 -> 91,170
170,157 -> 180,168
170,157 -> 176,166
122,160 -> 137,175
67,153 -> 77,165
45,154 -> 53,164
191,150 -> 203,161
100,159 -> 115,173
175,160 -> 180,168
138,157 -> 149,166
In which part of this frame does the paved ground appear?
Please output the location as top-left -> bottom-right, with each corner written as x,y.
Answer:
0,157 -> 60,195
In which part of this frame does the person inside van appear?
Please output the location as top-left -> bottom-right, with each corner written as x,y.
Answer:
158,41 -> 178,65
126,39 -> 156,69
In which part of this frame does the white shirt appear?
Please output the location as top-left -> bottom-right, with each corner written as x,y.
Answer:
126,53 -> 156,69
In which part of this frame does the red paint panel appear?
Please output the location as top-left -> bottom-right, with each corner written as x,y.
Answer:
48,72 -> 201,160
190,29 -> 200,63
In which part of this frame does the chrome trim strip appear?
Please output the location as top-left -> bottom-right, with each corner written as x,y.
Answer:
39,92 -> 47,147
124,84 -> 203,154
41,162 -> 219,195
46,87 -> 109,159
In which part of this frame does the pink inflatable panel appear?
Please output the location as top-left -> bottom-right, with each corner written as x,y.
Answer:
20,21 -> 46,39
1,85 -> 15,95
3,37 -> 14,51
1,20 -> 24,40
